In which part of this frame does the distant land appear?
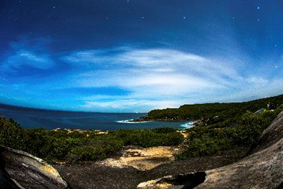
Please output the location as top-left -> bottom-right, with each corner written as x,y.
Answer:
138,93 -> 283,122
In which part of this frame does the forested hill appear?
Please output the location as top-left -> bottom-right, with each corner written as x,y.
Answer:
145,94 -> 283,121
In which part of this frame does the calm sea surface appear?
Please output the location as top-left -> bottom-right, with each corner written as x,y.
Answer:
0,105 -> 193,130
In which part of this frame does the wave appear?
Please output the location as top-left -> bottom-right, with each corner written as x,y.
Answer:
116,119 -> 150,124
180,121 -> 194,129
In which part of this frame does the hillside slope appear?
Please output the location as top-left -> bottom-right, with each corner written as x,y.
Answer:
138,111 -> 283,189
145,94 -> 283,121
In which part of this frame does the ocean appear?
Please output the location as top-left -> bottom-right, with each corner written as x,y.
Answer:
0,104 -> 193,130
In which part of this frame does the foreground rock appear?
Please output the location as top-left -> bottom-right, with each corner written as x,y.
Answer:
137,172 -> 206,189
0,146 -> 68,189
137,111 -> 283,189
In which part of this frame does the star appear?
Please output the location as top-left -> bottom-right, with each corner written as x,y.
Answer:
53,6 -> 56,9
275,44 -> 277,47
275,65 -> 278,68
232,17 -> 235,19
257,6 -> 260,10
106,17 -> 108,19
257,19 -> 260,22
141,16 -> 144,19
183,16 -> 186,19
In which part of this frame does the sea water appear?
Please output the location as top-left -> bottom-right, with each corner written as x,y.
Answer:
0,105 -> 193,130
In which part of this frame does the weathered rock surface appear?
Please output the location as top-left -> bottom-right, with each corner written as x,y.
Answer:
137,172 -> 206,189
0,168 -> 20,189
0,146 -> 69,189
138,111 -> 283,189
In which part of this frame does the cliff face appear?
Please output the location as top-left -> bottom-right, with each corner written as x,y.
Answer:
0,146 -> 68,189
138,111 -> 283,189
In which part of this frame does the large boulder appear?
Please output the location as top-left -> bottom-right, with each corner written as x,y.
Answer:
0,146 -> 69,189
138,111 -> 283,189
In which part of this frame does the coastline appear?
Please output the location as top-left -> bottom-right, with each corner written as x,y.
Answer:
180,121 -> 195,129
116,119 -> 150,124
117,118 -> 196,130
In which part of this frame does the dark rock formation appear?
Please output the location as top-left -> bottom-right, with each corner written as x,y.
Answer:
0,146 -> 69,189
138,111 -> 283,189
0,168 -> 20,189
137,172 -> 206,189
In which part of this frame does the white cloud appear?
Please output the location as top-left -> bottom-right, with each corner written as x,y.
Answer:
60,47 -> 283,112
80,99 -> 183,112
62,50 -> 111,66
61,48 -> 240,111
70,48 -> 238,95
213,78 -> 283,103
2,50 -> 54,70
247,77 -> 268,84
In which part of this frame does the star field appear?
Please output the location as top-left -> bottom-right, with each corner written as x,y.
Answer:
0,0 -> 283,112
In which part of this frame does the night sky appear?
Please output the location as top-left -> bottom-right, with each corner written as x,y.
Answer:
1,0 -> 283,112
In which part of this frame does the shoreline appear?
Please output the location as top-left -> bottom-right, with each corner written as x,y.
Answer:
116,119 -> 151,124
117,119 -> 196,130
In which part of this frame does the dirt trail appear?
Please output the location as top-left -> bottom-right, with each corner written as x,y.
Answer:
98,146 -> 180,171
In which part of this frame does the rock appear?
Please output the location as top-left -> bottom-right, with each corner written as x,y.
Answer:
0,146 -> 69,189
137,111 -> 283,189
0,168 -> 21,189
137,173 -> 206,189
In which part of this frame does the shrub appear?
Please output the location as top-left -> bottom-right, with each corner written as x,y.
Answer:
176,108 -> 282,160
0,117 -> 182,163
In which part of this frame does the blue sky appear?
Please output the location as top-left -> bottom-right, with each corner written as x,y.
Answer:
0,0 -> 283,112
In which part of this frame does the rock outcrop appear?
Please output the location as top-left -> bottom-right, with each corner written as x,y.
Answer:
138,111 -> 283,189
137,172 -> 206,189
0,146 -> 69,189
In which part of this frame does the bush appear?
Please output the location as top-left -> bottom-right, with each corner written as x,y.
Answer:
0,117 -> 183,163
176,108 -> 282,160
0,117 -> 26,150
111,129 -> 183,147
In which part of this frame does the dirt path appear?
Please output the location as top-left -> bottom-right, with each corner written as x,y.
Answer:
98,146 -> 179,171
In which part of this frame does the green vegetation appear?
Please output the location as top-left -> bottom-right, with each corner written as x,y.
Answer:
147,94 -> 283,121
144,94 -> 283,160
1,94 -> 283,163
0,119 -> 183,163
176,105 -> 283,160
111,129 -> 183,147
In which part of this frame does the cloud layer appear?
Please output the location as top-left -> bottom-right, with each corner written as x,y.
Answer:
1,41 -> 283,112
